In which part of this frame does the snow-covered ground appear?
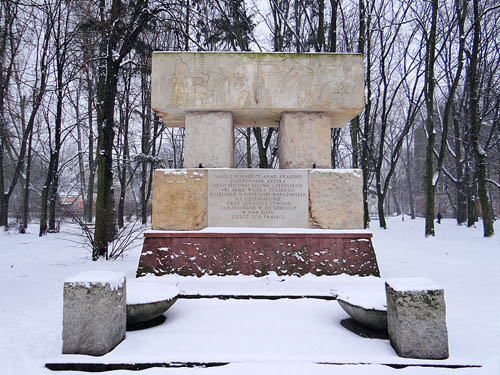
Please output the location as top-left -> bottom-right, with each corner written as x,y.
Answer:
1,217 -> 499,374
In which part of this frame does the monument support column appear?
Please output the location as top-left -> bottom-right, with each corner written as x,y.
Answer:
184,111 -> 234,168
278,112 -> 332,169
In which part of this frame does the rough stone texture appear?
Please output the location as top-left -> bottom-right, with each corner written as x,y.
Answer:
338,299 -> 387,331
136,232 -> 380,277
151,52 -> 364,127
62,274 -> 126,356
184,111 -> 234,168
279,112 -> 332,169
152,168 -> 364,230
152,169 -> 207,230
308,169 -> 364,229
386,279 -> 449,359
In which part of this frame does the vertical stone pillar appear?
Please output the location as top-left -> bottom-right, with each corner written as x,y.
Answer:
184,111 -> 234,168
62,271 -> 126,356
278,112 -> 332,169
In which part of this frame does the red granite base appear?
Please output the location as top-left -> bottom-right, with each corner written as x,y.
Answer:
136,231 -> 380,277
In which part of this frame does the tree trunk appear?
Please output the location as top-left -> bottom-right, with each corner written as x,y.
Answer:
469,0 -> 494,237
405,136 -> 416,219
39,154 -> 55,236
350,0 -> 363,168
253,127 -> 274,168
75,85 -> 87,220
360,0 -> 372,228
140,61 -> 151,225
48,83 -> 63,232
467,184 -> 477,227
22,130 -> 33,230
0,5 -> 50,229
0,197 -> 7,228
93,0 -> 154,259
84,70 -> 95,223
246,127 -> 252,168
377,191 -> 387,229
424,0 -> 438,237
454,108 -> 467,224
93,68 -> 118,259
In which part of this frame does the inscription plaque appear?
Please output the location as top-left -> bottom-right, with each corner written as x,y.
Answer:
208,169 -> 309,228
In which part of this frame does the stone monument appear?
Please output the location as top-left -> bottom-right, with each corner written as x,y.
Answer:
137,52 -> 379,277
62,271 -> 126,356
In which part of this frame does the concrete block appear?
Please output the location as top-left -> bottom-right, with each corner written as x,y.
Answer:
152,169 -> 207,230
278,112 -> 332,169
184,111 -> 234,168
62,271 -> 126,356
308,169 -> 363,229
386,278 -> 449,359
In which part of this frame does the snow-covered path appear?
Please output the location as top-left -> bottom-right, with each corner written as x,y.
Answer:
0,217 -> 499,374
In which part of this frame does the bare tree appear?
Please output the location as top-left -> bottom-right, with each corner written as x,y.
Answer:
92,0 -> 162,260
468,0 -> 495,236
1,2 -> 52,228
423,0 -> 439,237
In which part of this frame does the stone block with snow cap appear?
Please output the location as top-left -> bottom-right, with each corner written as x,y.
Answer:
62,271 -> 126,356
385,277 -> 449,359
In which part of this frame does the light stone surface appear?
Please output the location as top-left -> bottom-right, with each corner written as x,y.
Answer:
152,169 -> 364,230
152,52 -> 364,127
386,279 -> 449,360
184,111 -> 234,168
308,169 -> 363,229
208,169 -> 308,228
152,169 -> 207,230
338,299 -> 387,331
62,273 -> 126,356
279,112 -> 332,169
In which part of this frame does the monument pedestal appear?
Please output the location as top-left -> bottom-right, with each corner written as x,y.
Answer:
137,230 -> 379,277
136,167 -> 380,278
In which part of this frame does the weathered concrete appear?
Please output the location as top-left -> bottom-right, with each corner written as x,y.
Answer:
152,169 -> 207,231
152,52 -> 364,127
184,111 -> 234,168
151,168 -> 364,230
386,278 -> 449,359
308,169 -> 364,229
278,112 -> 332,169
62,272 -> 126,356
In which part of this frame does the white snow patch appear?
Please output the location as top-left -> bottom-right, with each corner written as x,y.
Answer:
65,271 -> 124,291
127,279 -> 178,305
160,169 -> 188,175
386,277 -> 443,292
1,218 -> 499,373
310,168 -> 362,178
335,278 -> 387,310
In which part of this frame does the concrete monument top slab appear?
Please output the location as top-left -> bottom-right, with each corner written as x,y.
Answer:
152,52 -> 364,128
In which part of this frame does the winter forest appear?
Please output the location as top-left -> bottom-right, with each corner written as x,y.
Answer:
0,0 -> 498,257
